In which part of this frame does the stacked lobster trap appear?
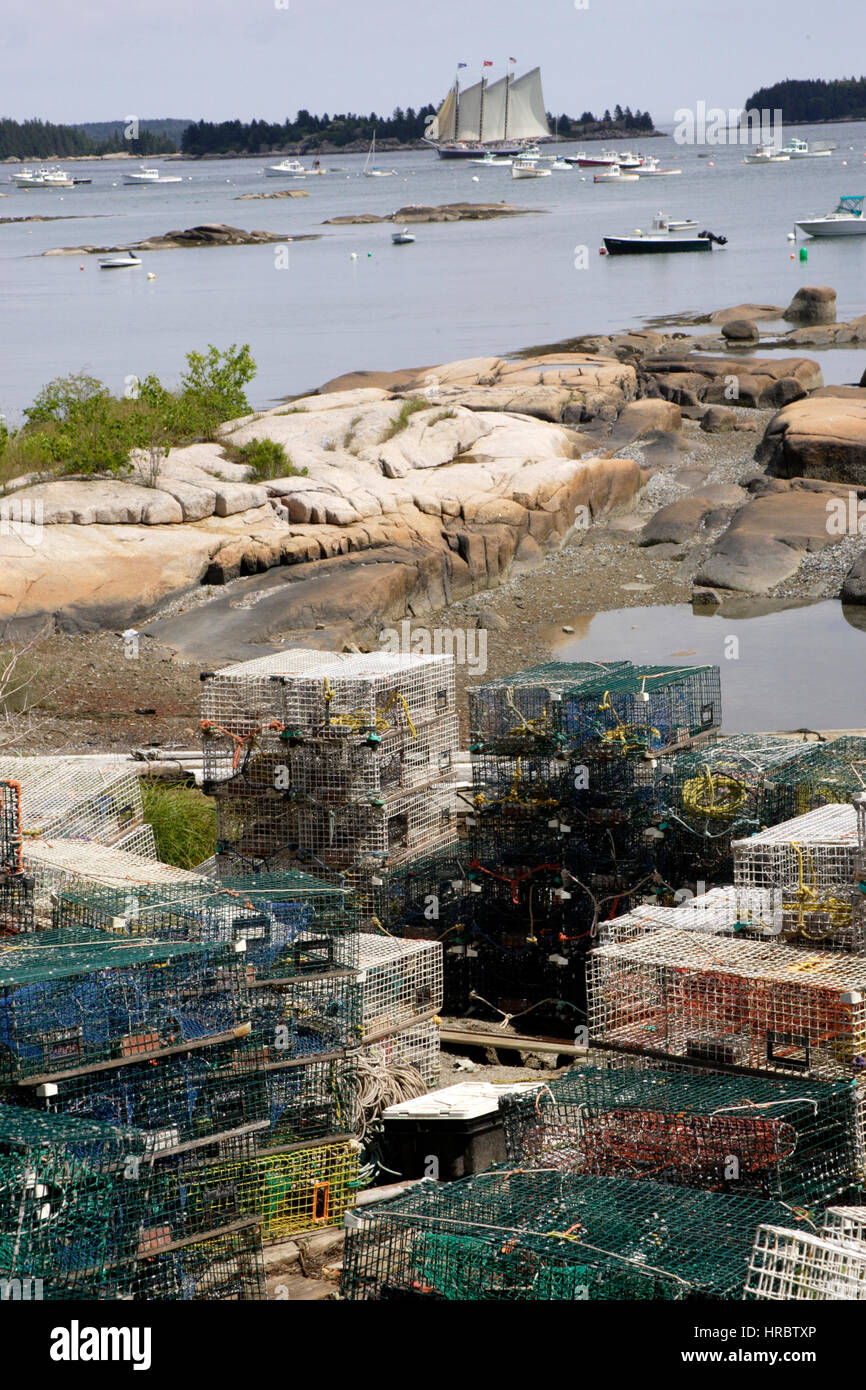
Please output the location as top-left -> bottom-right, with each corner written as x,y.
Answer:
356,933 -> 443,1091
745,1206 -> 866,1300
199,650 -> 459,878
0,780 -> 33,936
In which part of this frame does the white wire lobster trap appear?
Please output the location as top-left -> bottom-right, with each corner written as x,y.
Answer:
200,650 -> 458,781
594,890 -> 782,948
214,784 -> 456,873
744,1220 -> 866,1300
24,838 -> 205,902
360,1018 -> 440,1089
0,757 -> 145,846
357,934 -> 443,1035
588,926 -> 866,1079
205,716 -> 460,802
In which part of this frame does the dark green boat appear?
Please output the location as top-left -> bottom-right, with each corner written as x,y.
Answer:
603,233 -> 713,255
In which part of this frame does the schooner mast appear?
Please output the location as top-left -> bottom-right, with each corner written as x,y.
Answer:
425,60 -> 549,158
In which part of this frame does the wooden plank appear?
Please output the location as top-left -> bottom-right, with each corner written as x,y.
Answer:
440,1027 -> 587,1057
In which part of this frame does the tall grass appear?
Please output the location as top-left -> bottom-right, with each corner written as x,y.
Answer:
142,781 -> 216,870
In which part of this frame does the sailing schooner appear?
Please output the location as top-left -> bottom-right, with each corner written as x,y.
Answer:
424,64 -> 550,159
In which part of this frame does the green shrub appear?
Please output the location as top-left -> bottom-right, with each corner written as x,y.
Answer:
141,780 -> 216,870
234,437 -> 306,481
379,396 -> 430,443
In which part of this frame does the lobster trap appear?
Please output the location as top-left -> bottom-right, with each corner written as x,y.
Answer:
257,1054 -> 359,1148
0,781 -> 23,875
0,873 -> 34,936
467,661 -> 633,754
0,928 -> 250,1081
340,1167 -> 789,1301
0,756 -> 145,846
54,870 -> 360,979
360,1018 -> 440,1089
557,664 -> 722,756
499,1061 -> 862,1203
11,1038 -> 269,1148
25,837 -> 199,899
214,784 -> 456,873
358,934 -> 443,1036
247,969 -> 362,1060
120,1220 -> 265,1300
345,846 -> 475,937
205,717 -> 460,802
588,926 -> 866,1080
779,735 -> 866,813
184,1138 -> 360,1242
200,649 -> 457,781
744,1218 -> 866,1301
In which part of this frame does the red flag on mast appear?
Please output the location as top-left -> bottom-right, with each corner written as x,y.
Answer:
482,60 -> 493,67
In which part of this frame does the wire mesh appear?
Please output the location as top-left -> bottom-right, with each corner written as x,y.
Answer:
499,1062 -> 861,1202
183,1139 -> 360,1242
360,1019 -> 440,1089
0,927 -> 249,1080
25,837 -> 206,898
558,665 -> 722,755
0,757 -> 145,845
257,1055 -> 359,1148
248,970 -> 362,1060
0,781 -> 23,875
358,934 -> 443,1035
744,1222 -> 866,1300
340,1168 -> 789,1301
54,871 -> 360,979
118,1221 -> 265,1300
467,661 -> 633,753
779,736 -> 866,813
0,874 -> 34,937
588,926 -> 866,1078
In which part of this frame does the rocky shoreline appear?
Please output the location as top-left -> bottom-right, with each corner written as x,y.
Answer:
3,282 -> 866,748
42,222 -> 318,256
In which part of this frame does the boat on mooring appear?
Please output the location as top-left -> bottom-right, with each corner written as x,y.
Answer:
98,252 -> 143,268
743,143 -> 790,165
512,156 -> 552,179
391,228 -> 415,244
123,165 -> 183,184
602,215 -> 726,254
594,165 -> 639,183
780,137 -> 833,159
796,194 -> 866,237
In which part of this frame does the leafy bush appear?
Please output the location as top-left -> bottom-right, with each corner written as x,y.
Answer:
141,780 -> 216,869
234,437 -> 306,481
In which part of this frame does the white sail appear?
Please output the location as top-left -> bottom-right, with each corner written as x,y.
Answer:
426,86 -> 457,143
479,75 -> 509,144
455,78 -> 484,142
506,67 -> 550,142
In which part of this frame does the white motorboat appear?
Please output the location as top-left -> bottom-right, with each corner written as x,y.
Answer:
615,150 -> 643,169
780,137 -> 833,159
593,165 -> 639,183
469,151 -> 512,167
13,166 -> 73,188
550,158 -> 572,171
363,134 -> 396,177
512,156 -> 552,179
98,252 -> 142,268
635,164 -> 682,176
743,143 -> 790,164
796,194 -> 866,237
264,158 -> 307,177
391,228 -> 415,244
576,149 -> 620,167
123,165 -> 183,184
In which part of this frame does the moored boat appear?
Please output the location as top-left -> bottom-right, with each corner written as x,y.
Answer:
98,252 -> 142,268
425,65 -> 550,159
594,165 -> 639,183
796,194 -> 866,237
512,156 -> 552,179
123,165 -> 183,184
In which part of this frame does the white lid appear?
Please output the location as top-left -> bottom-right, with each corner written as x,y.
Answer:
382,1080 -> 541,1122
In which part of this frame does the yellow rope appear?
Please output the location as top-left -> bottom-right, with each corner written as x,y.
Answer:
597,690 -> 660,754
786,842 -> 851,941
321,680 -> 417,738
681,766 -> 747,820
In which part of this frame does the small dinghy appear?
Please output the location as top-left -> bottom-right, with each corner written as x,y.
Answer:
391,228 -> 415,244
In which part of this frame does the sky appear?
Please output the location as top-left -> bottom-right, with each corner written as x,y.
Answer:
2,0 -> 863,128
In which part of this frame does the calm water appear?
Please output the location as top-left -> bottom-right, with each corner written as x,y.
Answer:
2,122 -> 866,417
555,600 -> 866,732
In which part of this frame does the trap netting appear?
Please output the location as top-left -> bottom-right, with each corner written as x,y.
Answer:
183,1138 -> 360,1242
558,664 -> 722,756
247,970 -> 362,1060
498,1062 -> 861,1202
119,1221 -> 265,1301
256,1055 -> 360,1148
467,661 -> 633,753
0,781 -> 23,875
10,1038 -> 270,1149
0,928 -> 250,1081
204,718 -> 460,802
339,1168 -> 789,1301
744,1219 -> 866,1301
343,846 -> 475,936
0,756 -> 145,846
0,873 -> 34,937
733,804 -> 861,950
200,649 -> 457,781
213,784 -> 456,873
780,735 -> 866,812
25,838 -> 198,901
358,934 -> 443,1036
54,870 -> 360,979
360,1018 -> 440,1089
588,926 -> 866,1079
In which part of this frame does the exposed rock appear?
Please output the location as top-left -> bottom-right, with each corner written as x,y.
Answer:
757,397 -> 866,484
323,203 -> 539,226
607,398 -> 682,442
639,496 -> 715,546
784,285 -> 837,325
44,224 -> 314,256
709,303 -> 784,324
721,319 -> 759,342
696,483 -> 850,592
700,406 -> 737,432
641,352 -> 822,408
7,479 -> 184,526
235,190 -> 310,200
842,551 -> 866,604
